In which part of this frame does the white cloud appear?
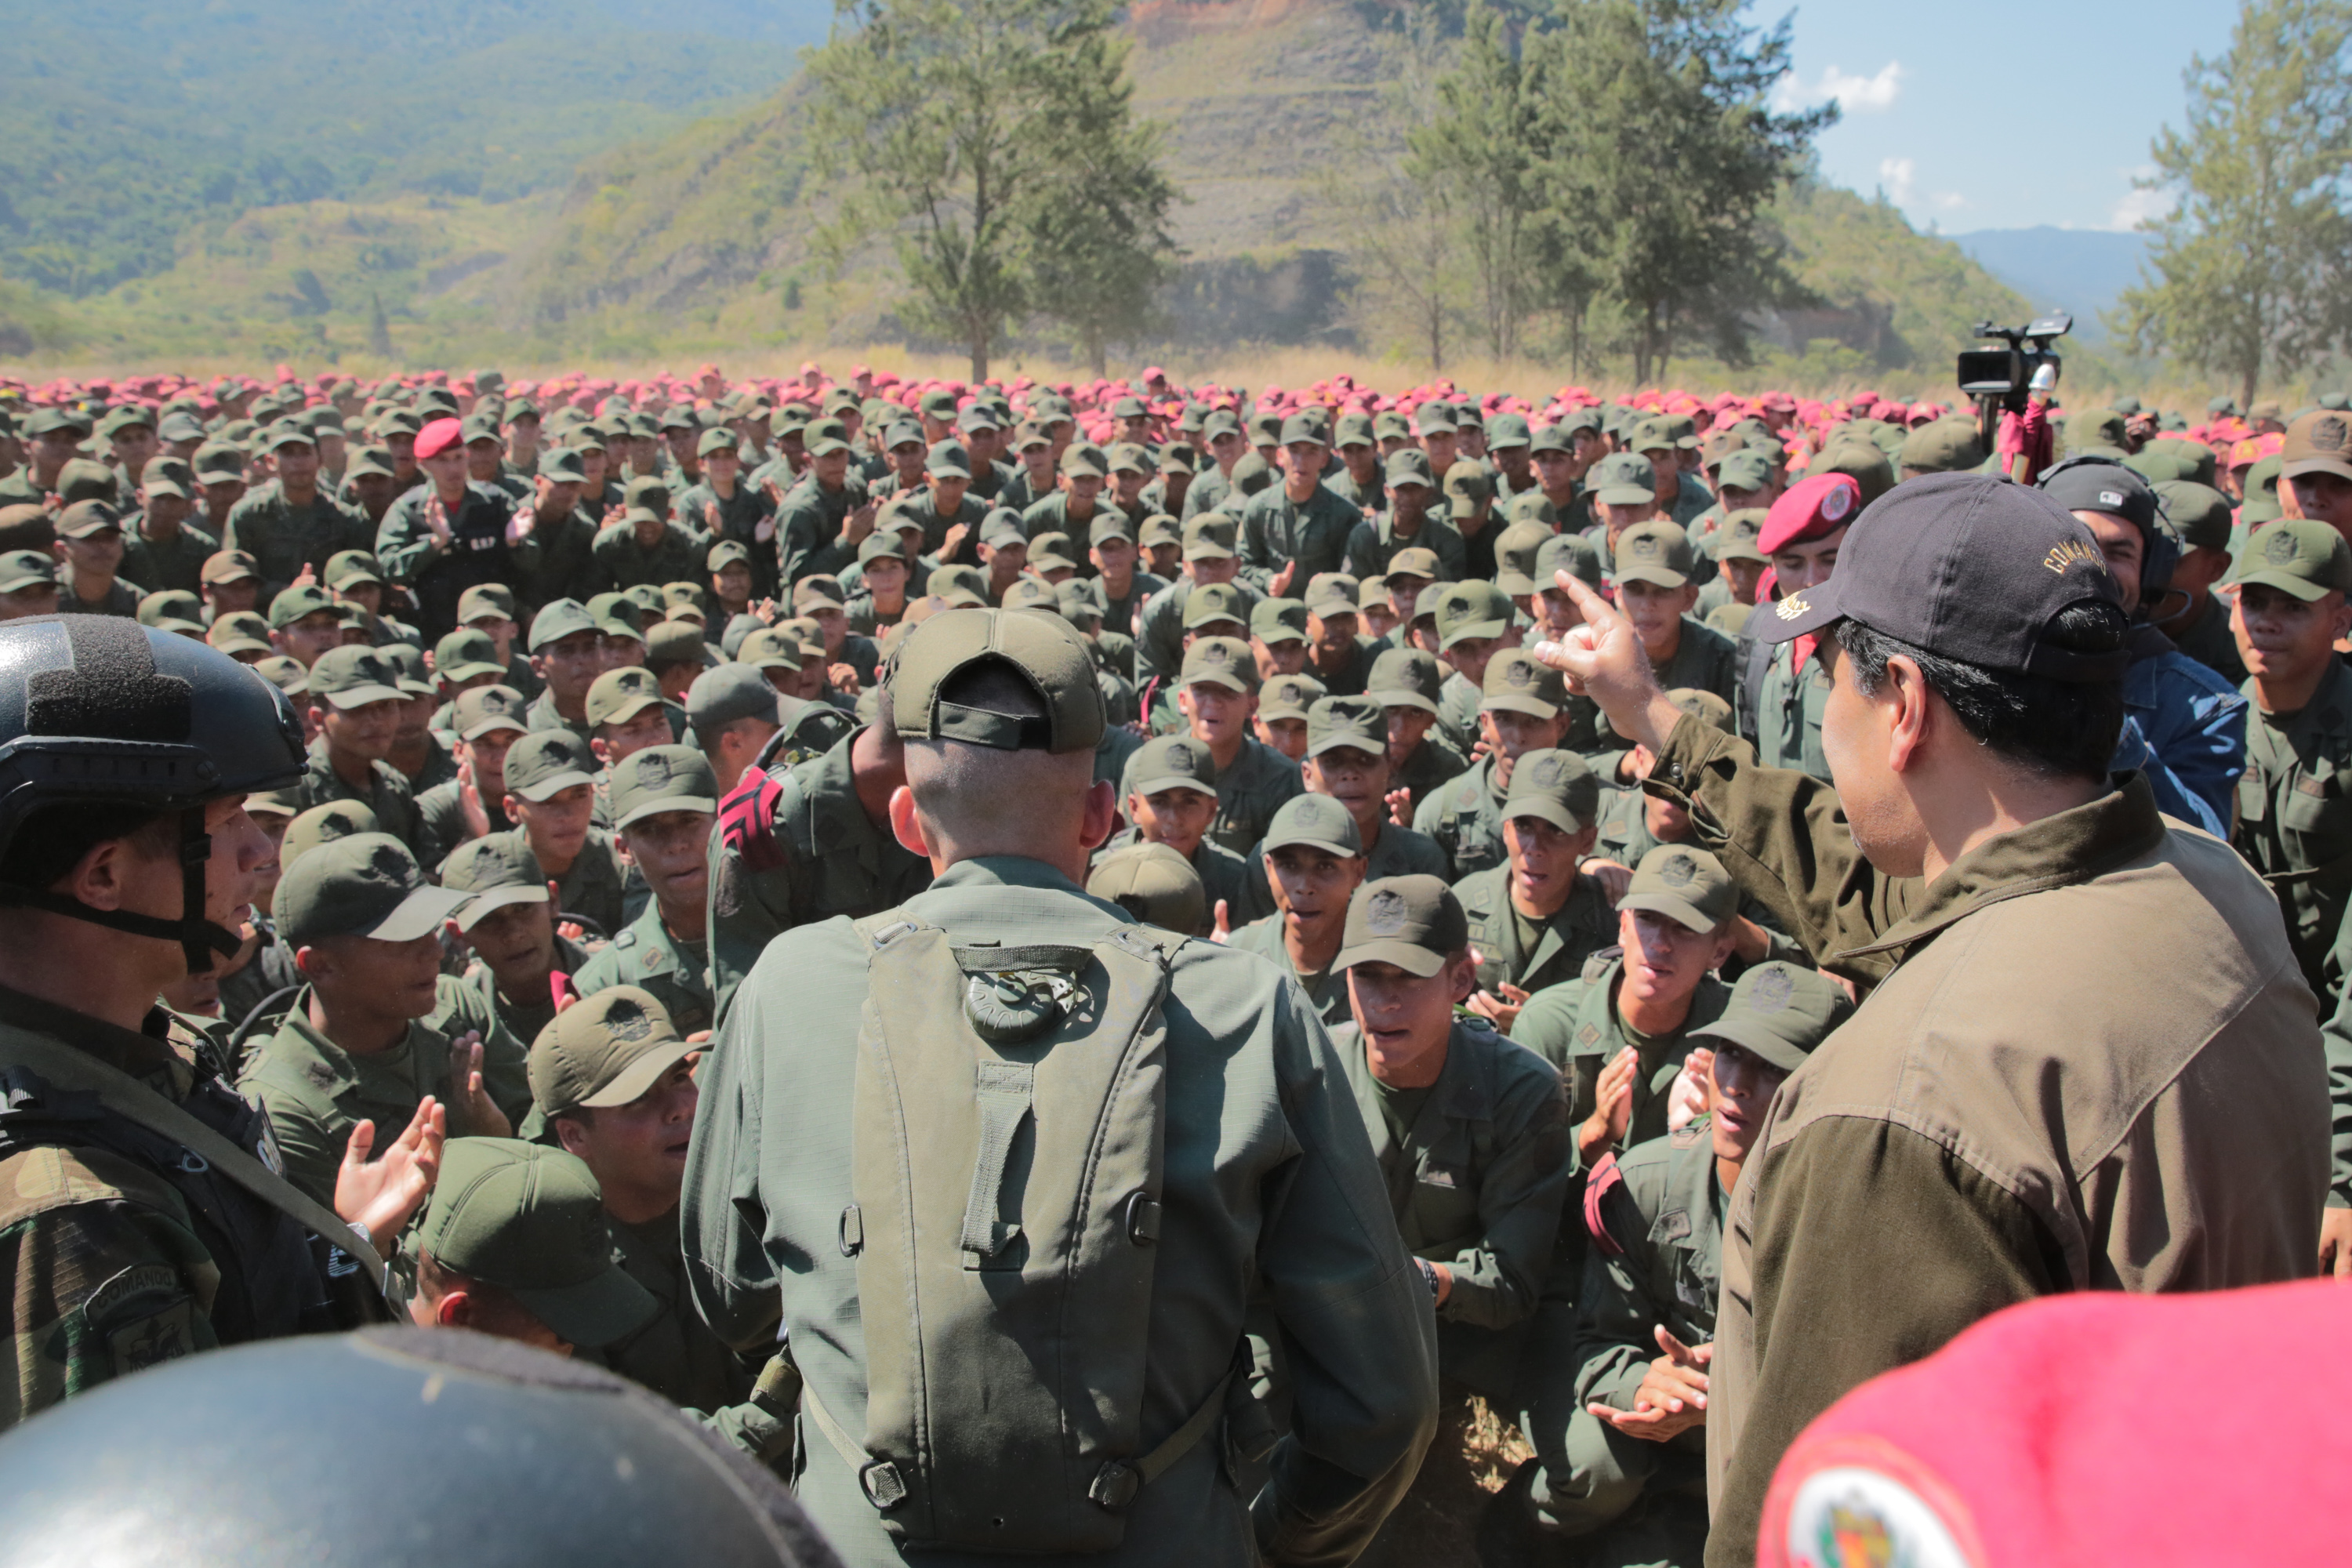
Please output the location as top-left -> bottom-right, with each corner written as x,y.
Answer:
1878,157 -> 1915,205
2108,165 -> 2174,230
1775,60 -> 1904,114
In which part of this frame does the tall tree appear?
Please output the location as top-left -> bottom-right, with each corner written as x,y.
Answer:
804,0 -> 1176,381
2116,0 -> 2352,407
1408,0 -> 1537,361
1023,62 -> 1182,376
1527,0 -> 1832,383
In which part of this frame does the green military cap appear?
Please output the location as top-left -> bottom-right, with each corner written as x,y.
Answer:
1184,580 -> 1250,631
1259,671 -> 1328,722
1129,734 -> 1218,797
880,419 -> 926,452
610,744 -> 717,829
2154,481 -> 2233,553
792,575 -> 848,614
1620,844 -> 1738,933
621,474 -> 670,514
502,399 -> 542,426
438,834 -> 552,929
245,785 -> 304,822
324,550 -> 383,591
452,684 -> 530,740
56,499 -> 121,539
208,611 -> 275,659
1359,575 -> 1390,612
617,505 -> 662,537
848,529 -> 903,569
1614,520 -> 1695,587
537,447 -> 586,484
140,471 -> 190,503
1305,576 -> 1359,622
158,409 -> 209,445
1368,647 -> 1443,714
1139,513 -> 1183,550
1330,410 -> 1375,449
1057,444 -> 1106,481
1027,532 -> 1076,573
1251,597 -> 1309,644
1434,580 -> 1513,648
1199,408 -> 1242,440
1337,874 -> 1466,976
1691,960 -> 1853,1072
1665,686 -> 1734,731
1588,452 -> 1657,505
350,445 -> 399,483
254,655 -> 310,702
1806,440 -> 1896,506
586,666 -> 665,728
2284,409 -> 2352,484
1493,521 -> 1552,597
1536,532 -> 1604,592
645,619 -> 708,666
686,662 -> 781,735
137,589 -> 205,634
2127,440 -> 2220,488
1383,448 -> 1434,489
2243,453 -> 2287,525
1528,422 -> 1574,456
708,538 -> 753,572
1714,448 -> 1777,493
1363,410 -> 1404,443
1178,635 -> 1258,694
2236,519 -> 2352,601
926,439 -> 973,481
374,408 -> 423,439
656,403 -> 696,433
1899,419 -> 1987,475
695,426 -> 737,459
278,832 -> 472,947
1265,791 -> 1363,859
452,584 -> 516,626
1306,694 -> 1385,760
2065,408 -> 2129,456
1441,463 -> 1492,520
925,564 -> 989,609
1160,445 -> 1196,476
56,460 -> 118,508
1107,442 -> 1151,476
1052,579 -> 1103,628
530,984 -> 697,1118
661,580 -> 702,612
0,550 -> 56,594
1481,648 -> 1565,718
1385,546 -> 1441,584
503,729 -> 598,800
891,605 -> 1105,754
267,583 -> 339,630
307,644 -> 405,709
24,406 -> 89,438
1484,412 -> 1533,449
1000,576 -> 1061,615
459,412 -> 502,445
528,598 -> 600,651
1501,748 -> 1598,835
1504,492 -> 1561,531
1715,509 -> 1769,565
275,801 -> 376,880
1087,841 -> 1206,937
416,1137 -> 656,1349
1248,411 -> 1287,447
1629,416 -> 1676,456
1411,402 -> 1457,437
1087,512 -> 1137,547
1181,514 -> 1238,561
430,629 -> 503,686
262,420 -> 314,452
218,419 -> 260,447
98,404 -> 154,438
300,405 -> 345,433
978,511 -> 1028,551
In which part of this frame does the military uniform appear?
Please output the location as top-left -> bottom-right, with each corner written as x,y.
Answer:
484,825 -> 638,938
677,481 -> 777,593
376,482 -> 535,641
298,741 -> 423,858
1414,756 -> 1512,881
1238,481 -> 1359,591
1334,1015 -> 1573,1394
237,975 -> 532,1207
1087,568 -> 1169,639
1516,949 -> 1730,1156
1091,826 -> 1251,931
412,779 -> 511,871
222,482 -> 373,602
524,687 -> 593,743
1748,633 -> 1833,782
775,472 -> 872,585
1341,514 -> 1467,583
2234,655 -> 2352,1001
706,724 -> 932,1028
461,931 -> 596,1055
1120,735 -> 1301,856
1134,576 -> 1265,682
593,521 -> 710,595
1226,914 -> 1352,1025
59,578 -> 143,618
571,909 -> 715,1039
1455,864 -> 1618,999
1394,731 -> 1472,816
122,518 -> 220,598
517,506 -> 604,608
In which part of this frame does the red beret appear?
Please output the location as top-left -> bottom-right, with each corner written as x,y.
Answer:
1758,473 -> 1861,556
414,417 -> 464,461
1759,1280 -> 2350,1568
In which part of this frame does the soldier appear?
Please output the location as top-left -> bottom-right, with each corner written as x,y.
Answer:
593,503 -> 708,596
123,467 -> 220,597
296,644 -> 424,856
775,419 -> 878,586
1225,792 -> 1365,1025
1087,513 -> 1169,637
416,684 -> 528,869
441,833 -> 595,1048
524,597 -> 606,740
1370,646 -> 1470,815
221,422 -> 373,605
689,663 -> 787,797
238,832 -> 528,1206
407,1135 -> 656,1357
1429,581 -> 1519,749
1608,521 -> 1738,720
52,500 -> 143,616
1454,748 -> 1617,1027
0,622 -> 420,1427
1329,873 -> 1570,1402
514,446 -> 604,608
1737,474 -> 1856,782
1094,734 -> 1253,932
2149,481 -> 2243,684
1232,695 -> 1446,924
678,426 -> 776,592
488,730 -> 638,937
586,665 -> 685,768
376,417 -> 535,643
1240,413 -> 1358,593
1133,514 -> 1262,682
570,747 -> 719,1037
0,550 -> 60,619
1502,962 -> 1849,1566
682,606 -> 1438,1566
1344,448 -> 1467,583
1124,636 -> 1302,855
1301,576 -> 1376,696
1537,474 -> 2325,1566
1414,648 -> 1572,881
705,683 -> 926,1029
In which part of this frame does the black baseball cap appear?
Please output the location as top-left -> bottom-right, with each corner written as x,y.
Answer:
1753,473 -> 2128,682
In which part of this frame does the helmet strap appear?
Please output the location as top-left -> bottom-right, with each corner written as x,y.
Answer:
0,810 -> 242,975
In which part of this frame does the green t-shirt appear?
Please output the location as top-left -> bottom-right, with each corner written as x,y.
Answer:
1370,1076 -> 1433,1146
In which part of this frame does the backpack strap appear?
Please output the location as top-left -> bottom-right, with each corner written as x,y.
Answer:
0,1027 -> 387,1294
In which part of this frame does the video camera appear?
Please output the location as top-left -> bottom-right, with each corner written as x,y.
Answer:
1958,314 -> 2072,411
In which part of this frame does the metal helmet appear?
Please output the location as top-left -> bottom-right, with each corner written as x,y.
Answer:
0,1327 -> 843,1567
0,615 -> 304,971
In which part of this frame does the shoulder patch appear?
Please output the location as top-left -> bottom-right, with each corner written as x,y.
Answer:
1583,1151 -> 1628,1255
1655,1207 -> 1692,1243
614,930 -> 638,949
83,1264 -> 183,1330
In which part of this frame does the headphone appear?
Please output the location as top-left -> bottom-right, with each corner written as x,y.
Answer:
2037,454 -> 2178,601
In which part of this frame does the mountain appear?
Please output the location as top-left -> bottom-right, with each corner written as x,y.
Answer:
0,0 -> 829,297
1947,227 -> 2154,338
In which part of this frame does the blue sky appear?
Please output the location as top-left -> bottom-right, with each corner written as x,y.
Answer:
1766,0 -> 2239,234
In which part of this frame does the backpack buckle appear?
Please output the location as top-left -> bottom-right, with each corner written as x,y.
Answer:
1122,1191 -> 1161,1247
1088,1460 -> 1141,1511
862,1458 -> 909,1510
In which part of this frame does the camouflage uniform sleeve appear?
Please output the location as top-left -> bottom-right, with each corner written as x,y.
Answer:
2,1148 -> 223,1429
1647,710 -> 1917,984
1435,1043 -> 1571,1332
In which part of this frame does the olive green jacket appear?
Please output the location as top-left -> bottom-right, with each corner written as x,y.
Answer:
1512,950 -> 1730,1170
1226,915 -> 1350,1026
683,856 -> 1439,1568
572,906 -> 715,1039
1454,864 -> 1618,1001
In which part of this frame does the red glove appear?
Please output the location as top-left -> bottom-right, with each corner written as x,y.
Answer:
718,768 -> 789,873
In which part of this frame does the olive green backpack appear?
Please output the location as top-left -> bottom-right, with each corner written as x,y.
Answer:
804,914 -> 1229,1552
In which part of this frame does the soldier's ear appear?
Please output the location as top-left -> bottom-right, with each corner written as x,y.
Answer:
887,785 -> 931,860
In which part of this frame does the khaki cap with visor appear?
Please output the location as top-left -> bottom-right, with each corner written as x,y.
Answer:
1501,748 -> 1598,834
416,1138 -> 657,1349
1336,874 -> 1468,977
1087,842 -> 1205,937
1614,520 -> 1696,588
1689,959 -> 1853,1072
2236,519 -> 2352,601
452,684 -> 529,740
1178,636 -> 1257,693
440,833 -> 552,930
1481,649 -> 1565,718
528,985 -> 698,1117
307,645 -> 406,710
1306,695 -> 1385,760
277,833 -> 474,947
1265,791 -> 1362,858
1128,735 -> 1218,797
502,730 -> 597,802
585,666 -> 665,728
1619,844 -> 1739,933
890,606 -> 1105,754
610,744 -> 717,829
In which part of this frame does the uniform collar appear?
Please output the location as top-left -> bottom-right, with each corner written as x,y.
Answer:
0,979 -> 194,1094
1841,772 -> 2170,960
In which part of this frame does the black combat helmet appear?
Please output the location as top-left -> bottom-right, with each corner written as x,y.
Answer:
0,615 -> 304,971
0,1327 -> 844,1567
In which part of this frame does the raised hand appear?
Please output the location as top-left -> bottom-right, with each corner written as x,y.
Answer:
335,1096 -> 447,1254
444,1030 -> 511,1138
